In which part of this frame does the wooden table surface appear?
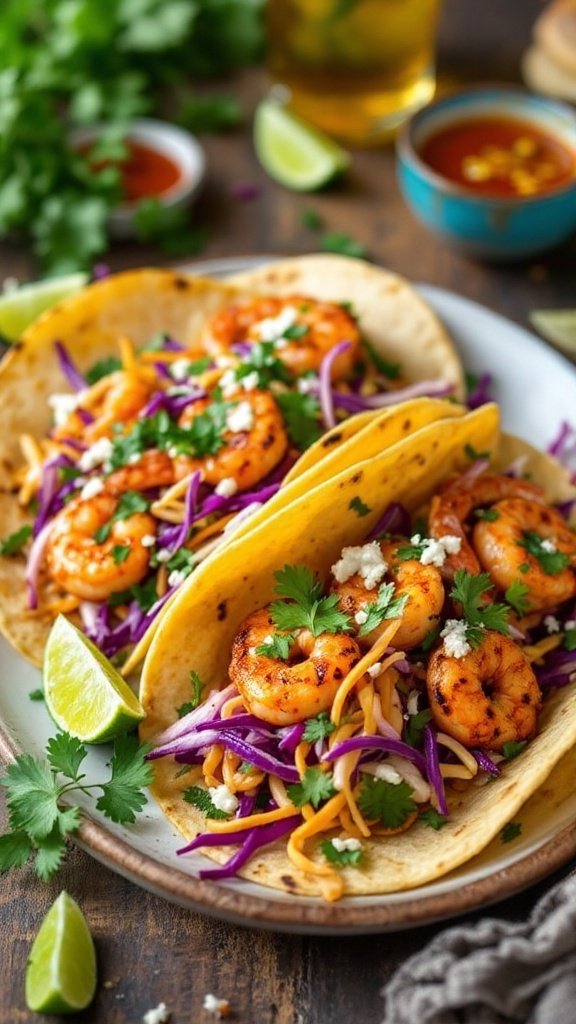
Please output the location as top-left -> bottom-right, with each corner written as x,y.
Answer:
2,1 -> 576,1021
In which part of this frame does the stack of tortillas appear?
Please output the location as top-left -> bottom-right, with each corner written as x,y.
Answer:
522,0 -> 576,101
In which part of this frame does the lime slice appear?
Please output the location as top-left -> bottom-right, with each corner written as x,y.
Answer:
25,891 -> 97,1014
254,99 -> 350,191
44,615 -> 145,744
530,309 -> 576,356
0,272 -> 88,342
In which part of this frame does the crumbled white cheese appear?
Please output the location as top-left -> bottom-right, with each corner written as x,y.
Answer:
142,1002 -> 170,1024
565,619 -> 576,630
367,661 -> 382,679
545,615 -> 561,634
48,392 -> 85,427
331,542 -> 387,590
240,371 -> 259,392
155,548 -> 172,563
170,358 -> 193,381
219,368 -> 239,398
226,401 -> 254,433
407,690 -> 420,716
210,785 -> 238,815
252,305 -> 298,342
80,476 -> 105,501
167,569 -> 188,589
331,836 -> 362,852
297,375 -> 318,394
373,763 -> 403,785
203,994 -> 231,1018
215,477 -> 238,498
214,355 -> 236,369
541,538 -> 557,553
167,446 -> 179,459
354,609 -> 369,626
78,437 -> 114,472
128,452 -> 141,465
263,634 -> 274,645
440,619 -> 471,658
409,533 -> 461,568
141,534 -> 156,548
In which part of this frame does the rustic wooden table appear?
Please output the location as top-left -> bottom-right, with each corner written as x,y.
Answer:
2,1 -> 575,1021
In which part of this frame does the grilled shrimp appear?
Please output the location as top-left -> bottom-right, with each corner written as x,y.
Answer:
174,389 -> 288,490
45,492 -> 155,602
229,607 -> 361,726
428,471 -> 545,579
106,449 -> 176,495
473,498 -> 576,612
330,540 -> 444,650
427,630 -> 541,751
200,295 -> 360,380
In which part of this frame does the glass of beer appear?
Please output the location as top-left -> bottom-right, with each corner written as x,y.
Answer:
265,0 -> 442,146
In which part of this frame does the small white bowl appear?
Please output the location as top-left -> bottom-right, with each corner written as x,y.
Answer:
72,118 -> 206,239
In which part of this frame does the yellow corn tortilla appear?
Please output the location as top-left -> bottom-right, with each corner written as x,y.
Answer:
0,258 -> 466,667
135,403 -> 576,896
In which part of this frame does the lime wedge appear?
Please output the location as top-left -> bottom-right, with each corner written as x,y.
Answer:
530,309 -> 576,356
0,272 -> 88,342
44,615 -> 145,744
25,891 -> 97,1014
254,99 -> 350,191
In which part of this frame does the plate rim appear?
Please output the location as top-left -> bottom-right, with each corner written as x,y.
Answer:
2,254 -> 576,934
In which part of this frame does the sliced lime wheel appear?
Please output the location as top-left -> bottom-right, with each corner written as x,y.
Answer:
43,615 -> 144,744
254,99 -> 350,191
0,272 -> 88,342
25,891 -> 97,1014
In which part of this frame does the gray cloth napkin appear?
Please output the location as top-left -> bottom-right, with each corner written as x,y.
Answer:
382,869 -> 576,1024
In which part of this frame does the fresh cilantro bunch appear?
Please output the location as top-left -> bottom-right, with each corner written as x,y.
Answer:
0,0 -> 265,273
270,565 -> 351,637
450,570 -> 510,647
0,732 -> 153,880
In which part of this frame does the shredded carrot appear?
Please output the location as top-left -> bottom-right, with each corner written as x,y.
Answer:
357,681 -> 376,735
156,565 -> 168,598
222,750 -> 241,790
118,335 -> 139,374
338,806 -> 364,839
189,515 -> 237,550
436,732 -> 478,775
207,804 -> 298,834
525,634 -> 562,663
440,764 -> 475,780
268,775 -> 292,808
139,348 -> 206,364
221,694 -> 246,719
202,744 -> 224,787
294,740 -> 311,779
29,595 -> 80,617
342,765 -> 371,838
286,792 -> 347,898
331,621 -> 402,726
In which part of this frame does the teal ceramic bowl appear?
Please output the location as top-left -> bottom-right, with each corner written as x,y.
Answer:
396,87 -> 576,260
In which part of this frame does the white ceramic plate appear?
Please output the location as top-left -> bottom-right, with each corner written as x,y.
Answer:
1,257 -> 576,935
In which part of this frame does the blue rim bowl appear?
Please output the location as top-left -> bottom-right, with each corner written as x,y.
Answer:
396,86 -> 576,261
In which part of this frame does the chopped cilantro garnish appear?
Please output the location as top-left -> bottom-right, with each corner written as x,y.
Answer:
28,689 -> 45,702
0,525 -> 32,556
517,531 -> 570,575
421,625 -> 441,653
255,633 -> 295,661
182,785 -> 229,820
163,547 -> 196,579
287,767 -> 336,809
474,508 -> 500,521
450,570 -> 510,647
108,577 -> 160,613
505,580 -> 530,617
59,465 -> 83,484
357,777 -> 416,828
94,492 -> 150,543
176,670 -> 205,718
500,821 -> 522,844
108,404 -> 227,470
564,628 -> 576,651
300,207 -> 324,231
321,232 -> 367,259
404,709 -> 432,749
284,323 -> 309,341
349,496 -> 371,518
183,356 -> 213,376
396,539 -> 427,561
361,337 -> 400,380
519,562 -> 530,574
465,443 -> 490,461
112,544 -> 131,565
419,808 -> 449,830
320,839 -> 362,866
85,356 -> 122,385
358,582 -> 408,636
502,740 -> 527,761
303,712 -> 336,743
235,340 -> 293,389
339,300 -> 356,317
275,392 -> 323,451
270,564 -> 351,637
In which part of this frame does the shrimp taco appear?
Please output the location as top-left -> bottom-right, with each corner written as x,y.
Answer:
0,257 -> 464,668
140,406 -> 576,900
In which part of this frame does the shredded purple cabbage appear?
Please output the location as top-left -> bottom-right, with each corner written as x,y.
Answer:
472,749 -> 501,776
230,182 -> 261,201
323,735 -> 427,775
536,649 -> 576,688
181,816 -> 300,880
423,725 -> 448,815
319,340 -> 352,429
91,262 -> 110,281
138,388 -> 206,420
366,502 -> 411,541
467,372 -> 493,409
54,341 -> 87,392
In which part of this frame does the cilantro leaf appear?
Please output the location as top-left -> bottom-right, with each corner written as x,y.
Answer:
564,628 -> 576,651
421,625 -> 441,653
505,580 -> 530,617
28,689 -> 45,702
0,831 -> 33,874
176,670 -> 205,718
465,442 -> 490,461
284,323 -> 309,341
183,785 -> 229,820
178,94 -> 243,133
349,496 -> 371,518
301,207 -> 324,231
0,525 -> 32,556
450,570 -> 510,646
46,733 -> 87,782
358,582 -> 408,636
517,531 -> 570,575
287,768 -> 336,809
270,564 -> 351,637
3,755 -> 60,839
320,839 -> 363,866
361,337 -> 400,380
34,826 -> 68,882
474,508 -> 500,522
94,491 -> 150,543
501,821 -> 522,844
303,712 -> 336,743
357,777 -> 416,828
86,356 -> 122,385
502,740 -> 527,760
255,633 -> 295,661
276,392 -> 323,451
420,808 -> 449,830
95,736 -> 153,824
404,709 -> 432,749
321,232 -> 367,259
274,564 -> 323,606
235,340 -> 293,389
112,544 -> 131,565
